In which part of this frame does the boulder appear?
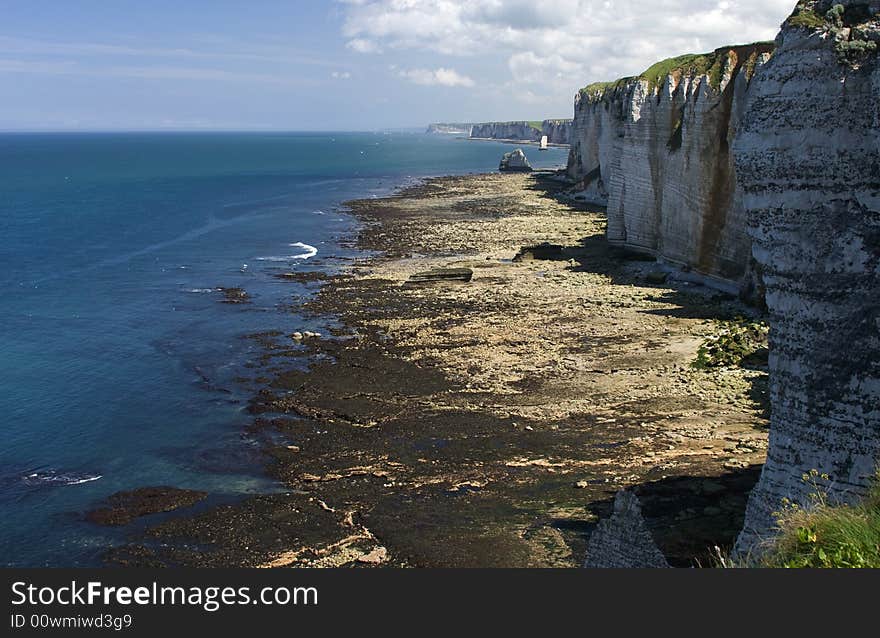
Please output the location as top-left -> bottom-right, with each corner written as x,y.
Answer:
499,148 -> 533,172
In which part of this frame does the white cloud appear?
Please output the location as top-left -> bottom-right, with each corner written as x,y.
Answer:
398,67 -> 475,87
340,0 -> 795,96
346,38 -> 382,54
331,70 -> 352,79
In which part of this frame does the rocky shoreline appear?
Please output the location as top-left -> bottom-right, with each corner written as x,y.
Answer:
105,171 -> 771,568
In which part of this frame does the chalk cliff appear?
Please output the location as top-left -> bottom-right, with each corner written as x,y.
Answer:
426,123 -> 474,135
469,120 -> 573,145
734,0 -> 880,553
471,121 -> 543,142
541,119 -> 574,145
567,43 -> 774,294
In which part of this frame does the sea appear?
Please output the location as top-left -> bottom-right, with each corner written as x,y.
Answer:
0,131 -> 568,566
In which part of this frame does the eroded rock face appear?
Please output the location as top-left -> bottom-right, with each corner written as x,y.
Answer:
567,44 -> 774,293
734,2 -> 880,553
583,491 -> 670,568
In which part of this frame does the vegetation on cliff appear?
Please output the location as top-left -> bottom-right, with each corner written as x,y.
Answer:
578,42 -> 775,102
760,471 -> 880,568
785,1 -> 880,64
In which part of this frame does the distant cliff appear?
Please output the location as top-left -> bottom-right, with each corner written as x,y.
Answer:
470,120 -> 572,145
426,123 -> 474,135
567,43 -> 774,294
542,119 -> 573,145
470,121 -> 542,142
427,119 -> 573,144
733,0 -> 880,554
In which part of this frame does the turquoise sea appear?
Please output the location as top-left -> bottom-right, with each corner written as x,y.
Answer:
0,131 -> 568,566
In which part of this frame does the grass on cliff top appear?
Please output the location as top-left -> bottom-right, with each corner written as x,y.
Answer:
640,53 -> 716,91
759,471 -> 880,568
786,1 -> 878,31
580,76 -> 635,100
580,41 -> 775,99
787,7 -> 826,29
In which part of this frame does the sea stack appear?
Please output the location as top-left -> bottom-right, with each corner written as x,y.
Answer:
499,148 -> 533,172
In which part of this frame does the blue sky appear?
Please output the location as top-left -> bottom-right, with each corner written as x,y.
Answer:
0,0 -> 796,131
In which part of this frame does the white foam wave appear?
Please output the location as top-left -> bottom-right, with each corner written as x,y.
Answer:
289,242 -> 318,259
255,242 -> 318,262
21,470 -> 102,486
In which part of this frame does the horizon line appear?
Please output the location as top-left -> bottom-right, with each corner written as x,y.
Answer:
0,127 -> 433,134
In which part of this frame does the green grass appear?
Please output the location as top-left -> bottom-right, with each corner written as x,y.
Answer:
786,9 -> 826,29
579,77 -> 635,100
761,471 -> 880,568
579,41 -> 775,100
640,53 -> 716,91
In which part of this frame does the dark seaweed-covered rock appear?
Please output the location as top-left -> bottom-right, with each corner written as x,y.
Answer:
219,287 -> 250,304
86,487 -> 208,526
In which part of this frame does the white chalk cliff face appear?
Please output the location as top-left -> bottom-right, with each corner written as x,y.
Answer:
426,123 -> 474,135
471,121 -> 543,142
567,44 -> 774,293
734,0 -> 880,553
570,0 -> 878,564
469,120 -> 573,145
542,119 -> 573,145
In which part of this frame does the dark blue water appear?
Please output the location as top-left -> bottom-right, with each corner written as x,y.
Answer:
0,131 -> 568,566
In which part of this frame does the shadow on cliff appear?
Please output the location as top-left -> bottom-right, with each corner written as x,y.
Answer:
583,464 -> 764,567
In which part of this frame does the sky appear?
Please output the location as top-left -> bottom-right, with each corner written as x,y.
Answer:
0,0 -> 797,131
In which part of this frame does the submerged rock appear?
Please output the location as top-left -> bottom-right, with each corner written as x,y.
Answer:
583,491 -> 670,568
499,149 -> 533,172
219,287 -> 250,304
86,487 -> 208,526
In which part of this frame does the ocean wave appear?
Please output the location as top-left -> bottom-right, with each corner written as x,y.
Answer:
255,242 -> 318,262
187,288 -> 221,294
289,242 -> 318,259
20,470 -> 102,487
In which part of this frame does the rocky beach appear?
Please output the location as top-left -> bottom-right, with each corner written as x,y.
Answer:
104,170 -> 771,568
